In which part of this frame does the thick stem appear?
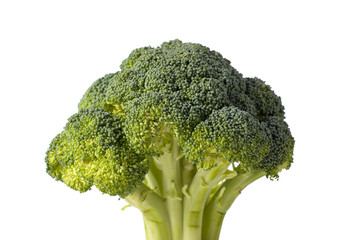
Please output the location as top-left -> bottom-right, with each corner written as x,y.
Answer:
202,171 -> 266,240
125,184 -> 171,240
183,159 -> 230,240
158,134 -> 184,240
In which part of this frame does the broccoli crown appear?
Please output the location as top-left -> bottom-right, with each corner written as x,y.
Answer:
47,40 -> 294,198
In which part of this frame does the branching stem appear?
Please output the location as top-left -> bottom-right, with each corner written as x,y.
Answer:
158,134 -> 184,240
125,183 -> 171,240
202,170 -> 266,240
127,131 -> 267,240
182,158 -> 230,240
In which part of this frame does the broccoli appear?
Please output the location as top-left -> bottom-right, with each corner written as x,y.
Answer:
45,40 -> 294,240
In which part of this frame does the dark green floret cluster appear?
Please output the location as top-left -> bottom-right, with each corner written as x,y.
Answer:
45,40 -> 294,240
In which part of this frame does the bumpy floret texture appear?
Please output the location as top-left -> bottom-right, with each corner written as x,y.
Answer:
45,108 -> 148,197
184,106 -> 270,170
78,73 -> 117,111
47,40 -> 294,198
81,40 -> 292,172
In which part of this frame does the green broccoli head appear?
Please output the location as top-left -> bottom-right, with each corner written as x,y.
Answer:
46,40 -> 294,240
77,39 -> 292,174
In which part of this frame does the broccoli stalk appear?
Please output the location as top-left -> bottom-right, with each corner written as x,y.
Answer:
45,40 -> 294,240
125,143 -> 266,240
126,140 -> 236,240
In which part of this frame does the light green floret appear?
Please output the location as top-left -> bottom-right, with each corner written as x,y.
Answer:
45,40 -> 295,240
45,108 -> 148,197
78,73 -> 117,112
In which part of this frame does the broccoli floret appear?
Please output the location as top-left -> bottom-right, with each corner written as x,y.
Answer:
45,108 -> 148,197
78,73 -> 117,112
45,40 -> 294,240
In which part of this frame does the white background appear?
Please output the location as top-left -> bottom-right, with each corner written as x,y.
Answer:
1,0 -> 360,239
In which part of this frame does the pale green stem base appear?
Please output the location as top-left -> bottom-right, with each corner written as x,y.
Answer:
126,132 -> 267,240
125,184 -> 171,240
202,171 -> 266,240
182,159 -> 230,240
